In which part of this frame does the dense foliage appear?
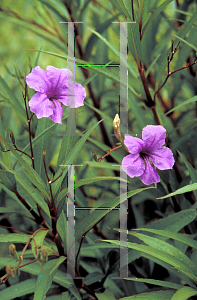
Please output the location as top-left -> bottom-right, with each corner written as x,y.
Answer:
0,0 -> 197,299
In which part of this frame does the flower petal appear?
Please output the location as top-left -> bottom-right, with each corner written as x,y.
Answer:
122,154 -> 145,178
140,158 -> 160,185
46,66 -> 73,96
49,99 -> 63,124
29,93 -> 53,118
26,66 -> 50,93
124,135 -> 145,154
142,125 -> 166,151
59,82 -> 86,108
149,146 -> 175,170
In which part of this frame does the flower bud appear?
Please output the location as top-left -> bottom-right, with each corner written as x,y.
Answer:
6,265 -> 16,278
113,114 -> 121,140
9,244 -> 18,259
41,247 -> 48,263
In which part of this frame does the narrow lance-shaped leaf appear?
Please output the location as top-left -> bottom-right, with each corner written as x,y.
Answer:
157,183 -> 197,199
165,95 -> 197,115
0,76 -> 26,123
58,108 -> 76,166
173,12 -> 197,51
171,286 -> 197,300
132,227 -> 197,250
119,290 -> 175,299
139,0 -> 150,29
128,22 -> 141,66
56,176 -> 128,205
33,118 -> 51,184
0,278 -> 37,300
53,119 -> 104,196
75,187 -> 154,241
128,231 -> 197,274
33,256 -> 66,300
124,277 -> 183,290
101,240 -> 197,281
142,0 -> 174,35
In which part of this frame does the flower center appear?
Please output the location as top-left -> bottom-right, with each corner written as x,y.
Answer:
49,95 -> 57,101
139,152 -> 153,168
139,152 -> 147,159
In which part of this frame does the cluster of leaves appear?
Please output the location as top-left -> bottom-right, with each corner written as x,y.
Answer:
0,0 -> 197,299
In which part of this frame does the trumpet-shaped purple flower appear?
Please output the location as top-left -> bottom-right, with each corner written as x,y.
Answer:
26,66 -> 86,124
122,125 -> 175,185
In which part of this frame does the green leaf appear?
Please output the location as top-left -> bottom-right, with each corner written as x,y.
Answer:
177,150 -> 197,184
84,13 -> 121,61
23,170 -> 49,200
165,95 -> 197,115
33,118 -> 51,184
110,0 -> 132,19
14,173 -> 50,218
96,287 -> 116,300
139,0 -> 150,27
0,116 -> 5,140
56,292 -> 71,300
20,115 -> 67,155
58,108 -> 76,166
119,290 -> 175,299
103,240 -> 197,281
85,28 -> 138,78
125,277 -> 183,290
157,184 -> 197,199
133,228 -> 197,250
85,161 -> 121,170
75,187 -> 154,241
57,211 -> 67,253
0,170 -> 16,191
142,0 -> 174,35
56,176 -> 128,206
173,12 -> 197,51
37,0 -> 70,21
53,119 -> 104,196
147,209 -> 197,231
83,272 -> 105,286
0,13 -> 66,54
0,207 -> 32,218
0,278 -> 36,300
128,232 -> 197,274
0,137 -> 48,193
171,286 -> 197,300
0,233 -> 30,243
86,91 -> 146,132
173,34 -> 197,52
33,256 -> 66,300
111,209 -> 197,277
128,22 -> 141,65
31,229 -> 49,259
0,257 -> 73,289
0,76 -> 26,123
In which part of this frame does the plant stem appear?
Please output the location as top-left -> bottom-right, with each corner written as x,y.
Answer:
23,84 -> 35,169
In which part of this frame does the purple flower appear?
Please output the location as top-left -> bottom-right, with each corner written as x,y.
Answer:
26,66 -> 86,124
122,125 -> 175,185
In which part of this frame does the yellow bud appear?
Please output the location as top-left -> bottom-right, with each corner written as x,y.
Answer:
9,244 -> 18,259
39,247 -> 48,263
113,114 -> 121,140
42,247 -> 48,260
6,265 -> 16,278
